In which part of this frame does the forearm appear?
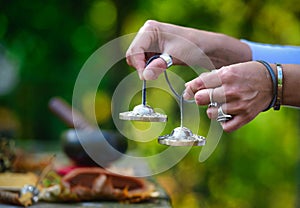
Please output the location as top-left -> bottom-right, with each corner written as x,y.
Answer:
183,29 -> 252,68
149,21 -> 252,68
202,33 -> 252,68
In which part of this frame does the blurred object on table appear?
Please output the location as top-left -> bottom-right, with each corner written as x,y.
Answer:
48,97 -> 128,167
61,129 -> 127,167
0,137 -> 15,173
0,172 -> 38,207
11,150 -> 54,174
0,107 -> 19,172
0,172 -> 38,190
40,167 -> 157,203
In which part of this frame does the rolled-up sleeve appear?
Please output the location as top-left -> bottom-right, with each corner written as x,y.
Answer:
241,39 -> 300,64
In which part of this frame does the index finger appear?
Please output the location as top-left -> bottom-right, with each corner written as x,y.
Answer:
126,27 -> 158,78
126,53 -> 146,80
185,70 -> 222,95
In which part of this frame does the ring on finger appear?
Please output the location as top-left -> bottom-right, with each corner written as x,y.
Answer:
208,88 -> 218,108
159,53 -> 173,68
216,106 -> 232,122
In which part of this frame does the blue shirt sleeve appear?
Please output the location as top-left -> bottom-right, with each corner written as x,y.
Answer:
241,39 -> 300,64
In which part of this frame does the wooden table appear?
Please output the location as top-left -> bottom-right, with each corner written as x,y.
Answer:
0,176 -> 172,208
0,141 -> 172,208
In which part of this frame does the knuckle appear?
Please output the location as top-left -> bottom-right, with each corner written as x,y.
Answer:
144,19 -> 157,25
143,20 -> 159,30
192,76 -> 204,89
126,57 -> 132,66
199,71 -> 210,80
126,47 -> 135,58
194,94 -> 202,105
219,65 -> 239,83
224,86 -> 240,100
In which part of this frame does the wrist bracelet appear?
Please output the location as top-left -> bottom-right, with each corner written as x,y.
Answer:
256,60 -> 277,111
273,63 -> 283,110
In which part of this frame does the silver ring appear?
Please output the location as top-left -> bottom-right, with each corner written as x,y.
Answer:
208,88 -> 218,108
159,53 -> 173,68
217,106 -> 232,122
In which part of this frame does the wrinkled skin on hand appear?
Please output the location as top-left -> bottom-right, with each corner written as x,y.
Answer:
184,61 -> 273,132
126,20 -> 251,80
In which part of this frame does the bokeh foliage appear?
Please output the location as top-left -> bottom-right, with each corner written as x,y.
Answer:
1,0 -> 300,207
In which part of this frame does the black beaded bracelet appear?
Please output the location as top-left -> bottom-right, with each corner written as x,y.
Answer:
256,60 -> 277,111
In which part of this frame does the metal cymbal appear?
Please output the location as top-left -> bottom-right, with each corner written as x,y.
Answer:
158,127 -> 206,146
119,104 -> 167,122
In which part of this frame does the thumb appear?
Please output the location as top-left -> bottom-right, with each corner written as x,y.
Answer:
143,58 -> 168,80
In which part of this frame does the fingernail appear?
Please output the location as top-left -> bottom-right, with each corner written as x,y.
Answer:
183,92 -> 188,99
143,69 -> 155,80
183,92 -> 190,100
137,68 -> 145,80
138,72 -> 144,80
206,109 -> 212,119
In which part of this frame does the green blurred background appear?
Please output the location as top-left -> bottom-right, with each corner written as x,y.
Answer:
1,0 -> 300,207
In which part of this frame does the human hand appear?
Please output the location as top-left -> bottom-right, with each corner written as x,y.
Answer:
126,20 -> 251,80
126,20 -> 206,80
183,61 -> 273,132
